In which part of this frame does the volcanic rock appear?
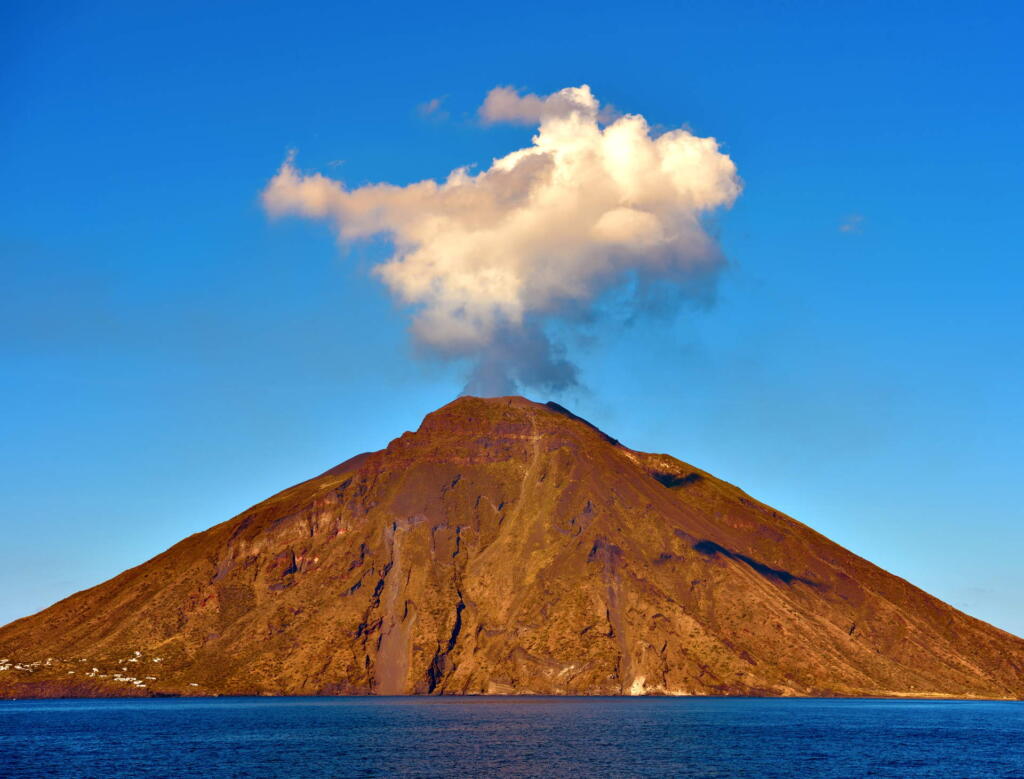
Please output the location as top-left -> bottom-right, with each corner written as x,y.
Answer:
2,396 -> 1022,698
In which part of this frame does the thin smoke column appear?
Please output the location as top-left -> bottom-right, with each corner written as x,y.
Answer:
262,85 -> 742,394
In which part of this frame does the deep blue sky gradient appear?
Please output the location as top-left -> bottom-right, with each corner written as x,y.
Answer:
2,1 -> 1022,634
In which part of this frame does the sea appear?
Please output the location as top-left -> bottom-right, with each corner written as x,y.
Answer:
1,696 -> 1022,777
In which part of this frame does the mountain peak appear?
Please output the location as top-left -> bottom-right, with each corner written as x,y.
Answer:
415,395 -> 620,449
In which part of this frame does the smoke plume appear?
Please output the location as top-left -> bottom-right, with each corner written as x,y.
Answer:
262,84 -> 741,394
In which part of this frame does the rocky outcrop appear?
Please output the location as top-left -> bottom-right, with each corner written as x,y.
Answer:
2,396 -> 1022,699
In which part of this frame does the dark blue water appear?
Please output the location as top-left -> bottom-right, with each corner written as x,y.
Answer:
2,697 -> 1023,777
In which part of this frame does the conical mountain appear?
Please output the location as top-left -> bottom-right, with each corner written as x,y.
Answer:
2,396 -> 1022,699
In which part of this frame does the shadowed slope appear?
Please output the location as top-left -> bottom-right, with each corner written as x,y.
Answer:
2,396 -> 1022,699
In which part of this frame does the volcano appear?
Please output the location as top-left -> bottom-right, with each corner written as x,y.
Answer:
1,396 -> 1022,699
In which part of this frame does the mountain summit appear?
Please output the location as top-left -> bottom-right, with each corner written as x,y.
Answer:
2,396 -> 1022,699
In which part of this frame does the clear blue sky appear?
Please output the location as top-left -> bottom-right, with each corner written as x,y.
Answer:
2,1 -> 1022,635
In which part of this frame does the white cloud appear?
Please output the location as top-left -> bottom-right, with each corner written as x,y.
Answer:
839,213 -> 864,233
417,96 -> 448,120
478,85 -> 620,126
263,84 -> 741,393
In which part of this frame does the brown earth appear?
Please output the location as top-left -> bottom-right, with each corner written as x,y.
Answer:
2,395 -> 1022,699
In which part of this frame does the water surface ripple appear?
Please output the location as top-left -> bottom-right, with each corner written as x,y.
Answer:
2,696 -> 1023,777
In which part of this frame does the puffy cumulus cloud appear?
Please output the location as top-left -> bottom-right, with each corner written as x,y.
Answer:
263,84 -> 741,394
479,85 -> 620,126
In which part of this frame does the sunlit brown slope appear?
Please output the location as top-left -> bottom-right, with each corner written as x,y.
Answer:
2,396 -> 1022,699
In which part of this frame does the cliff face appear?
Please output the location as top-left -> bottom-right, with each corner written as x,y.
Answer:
2,396 -> 1022,699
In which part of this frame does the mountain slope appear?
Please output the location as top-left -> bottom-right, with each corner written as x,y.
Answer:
2,396 -> 1022,698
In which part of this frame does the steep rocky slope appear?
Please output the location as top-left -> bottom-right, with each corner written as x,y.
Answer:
2,396 -> 1022,699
